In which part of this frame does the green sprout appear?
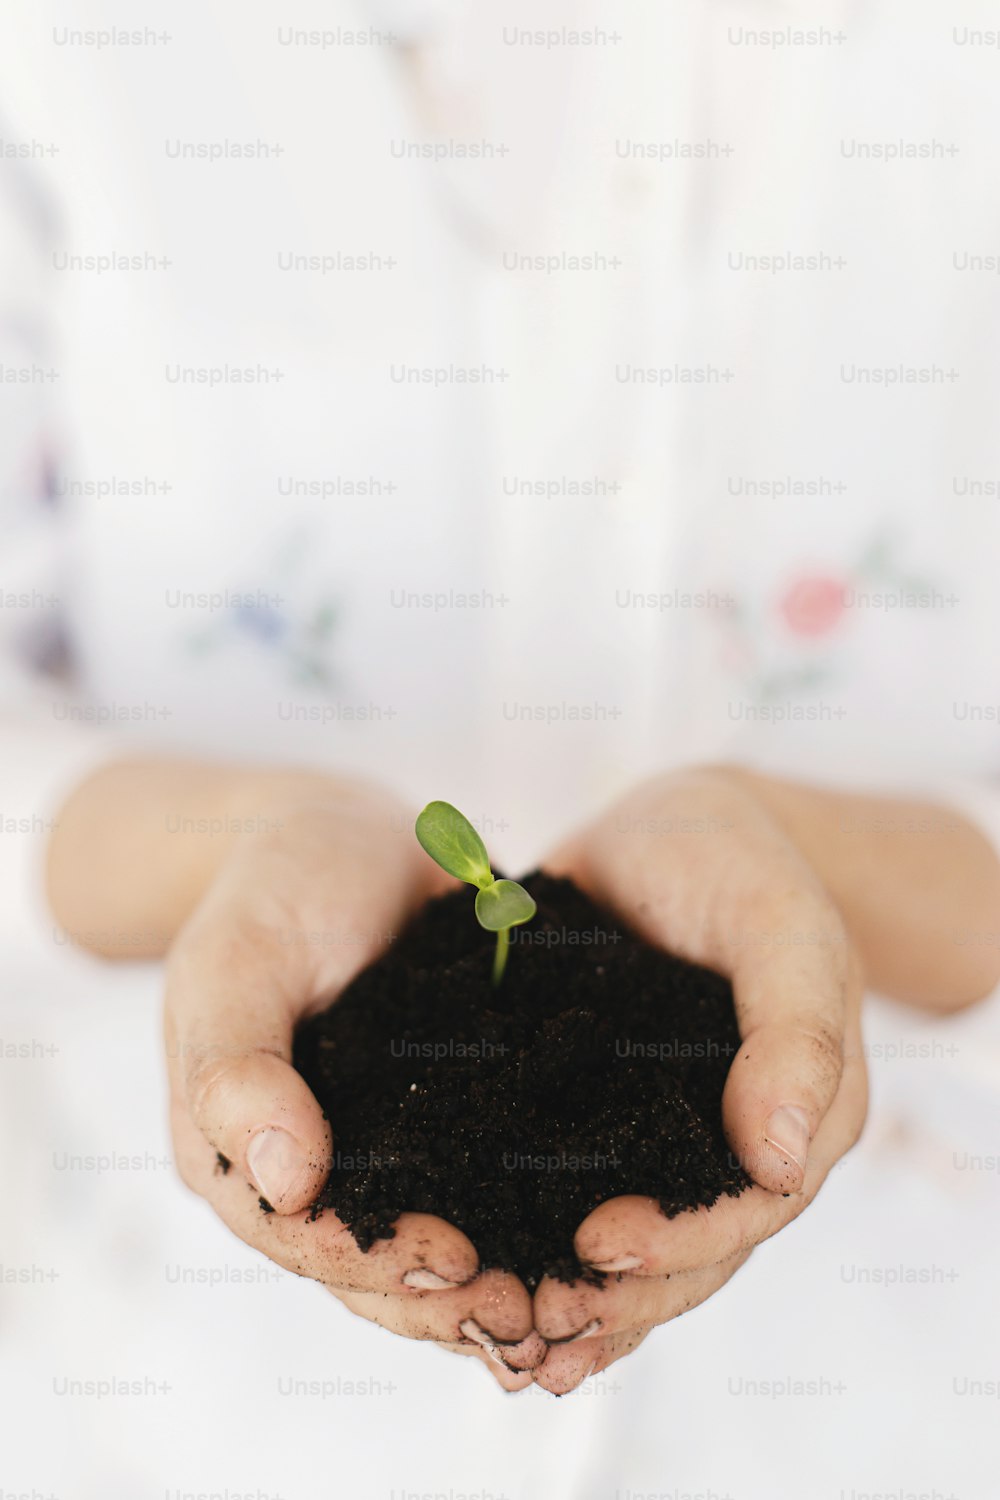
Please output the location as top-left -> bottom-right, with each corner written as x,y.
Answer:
415,800 -> 536,986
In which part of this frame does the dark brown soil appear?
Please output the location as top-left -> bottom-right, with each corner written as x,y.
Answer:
293,873 -> 748,1289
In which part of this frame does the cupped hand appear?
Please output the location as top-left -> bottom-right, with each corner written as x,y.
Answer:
526,768 -> 868,1392
163,778 -> 545,1378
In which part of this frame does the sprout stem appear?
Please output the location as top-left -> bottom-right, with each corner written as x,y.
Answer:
492,927 -> 510,988
415,801 -> 534,988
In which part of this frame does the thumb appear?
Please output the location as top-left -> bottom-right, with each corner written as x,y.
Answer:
721,908 -> 855,1194
165,918 -> 333,1215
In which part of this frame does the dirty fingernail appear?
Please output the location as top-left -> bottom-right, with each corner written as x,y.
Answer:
459,1318 -> 512,1368
590,1254 -> 644,1273
552,1318 -> 603,1344
496,1330 -> 549,1371
764,1105 -> 810,1173
459,1317 -> 511,1348
402,1268 -> 466,1290
459,1319 -> 546,1372
459,1317 -> 496,1344
245,1127 -> 307,1208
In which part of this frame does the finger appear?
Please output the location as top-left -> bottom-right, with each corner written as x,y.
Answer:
171,1102 -> 480,1292
548,778 -> 852,1193
436,1341 -> 534,1393
330,1270 -> 544,1360
162,785 -> 431,1216
575,1027 -> 867,1276
533,1250 -> 750,1342
531,1336 -> 602,1396
585,1323 -> 654,1379
165,909 -> 337,1213
530,1324 -> 653,1396
533,1324 -> 655,1394
720,901 -> 853,1193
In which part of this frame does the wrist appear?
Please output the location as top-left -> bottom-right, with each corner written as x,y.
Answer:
47,760 -> 419,958
710,765 -> 1000,1010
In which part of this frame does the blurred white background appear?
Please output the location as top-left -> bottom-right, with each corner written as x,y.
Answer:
1,1 -> 999,1495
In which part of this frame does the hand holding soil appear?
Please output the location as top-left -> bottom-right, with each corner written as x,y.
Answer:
44,757 -> 995,1396
157,770 -> 866,1395
523,770 -> 868,1391
161,767 -> 866,1395
163,780 -> 542,1372
290,771 -> 866,1392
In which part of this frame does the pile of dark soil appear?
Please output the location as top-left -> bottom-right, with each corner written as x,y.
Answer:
293,874 -> 748,1288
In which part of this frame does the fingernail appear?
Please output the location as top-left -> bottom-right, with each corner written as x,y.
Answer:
550,1318 -> 603,1345
459,1317 -> 516,1351
459,1317 -> 498,1346
458,1318 -> 547,1372
458,1318 -> 512,1369
246,1127 -> 308,1208
589,1254 -> 644,1273
402,1268 -> 466,1290
764,1105 -> 811,1173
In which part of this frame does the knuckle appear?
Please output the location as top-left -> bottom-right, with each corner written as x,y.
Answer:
793,1022 -> 845,1097
184,1044 -> 286,1129
184,1049 -> 252,1129
728,1218 -> 772,1259
810,1019 -> 844,1068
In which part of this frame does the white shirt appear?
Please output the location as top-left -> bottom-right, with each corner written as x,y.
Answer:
1,4 -> 999,1496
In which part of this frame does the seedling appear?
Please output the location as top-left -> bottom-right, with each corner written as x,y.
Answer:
415,801 -> 536,986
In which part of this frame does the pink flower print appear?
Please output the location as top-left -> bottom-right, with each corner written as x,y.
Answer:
779,574 -> 845,637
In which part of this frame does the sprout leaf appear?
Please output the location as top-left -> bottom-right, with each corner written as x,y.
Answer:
475,879 -> 537,933
415,801 -> 492,889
